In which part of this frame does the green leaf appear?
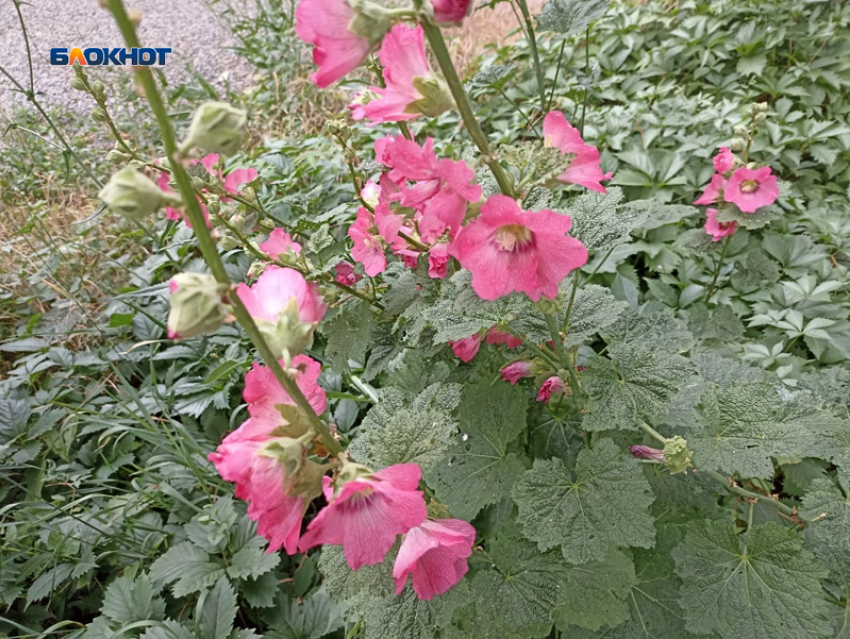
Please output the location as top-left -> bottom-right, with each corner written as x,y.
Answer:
267,589 -> 346,639
242,573 -> 280,609
226,540 -> 280,580
149,542 -> 225,598
536,0 -> 610,35
140,620 -> 194,639
323,300 -> 374,372
800,478 -> 850,581
349,384 -> 461,472
27,563 -> 74,605
0,398 -> 31,443
513,439 -> 655,564
716,203 -> 782,230
101,574 -> 157,625
358,584 -> 469,639
737,53 -> 767,76
318,545 -> 395,604
687,383 -> 834,479
468,524 -> 567,638
563,187 -> 635,251
426,382 -> 528,520
602,308 -> 695,355
565,285 -> 630,347
199,577 -> 237,639
672,521 -> 832,639
552,548 -> 636,631
581,344 -> 694,431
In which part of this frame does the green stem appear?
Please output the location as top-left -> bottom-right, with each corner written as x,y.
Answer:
580,26 -> 591,134
545,313 -> 569,368
705,234 -> 732,300
397,121 -> 413,141
420,19 -> 516,198
497,87 -> 541,139
398,230 -> 429,252
637,421 -> 667,445
515,0 -> 547,114
546,40 -> 567,112
509,327 -> 559,368
561,270 -> 581,334
108,0 -> 341,456
702,469 -> 799,519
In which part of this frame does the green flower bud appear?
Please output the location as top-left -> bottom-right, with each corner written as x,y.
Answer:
663,436 -> 693,475
92,81 -> 106,99
752,101 -> 769,114
98,166 -> 177,219
231,214 -> 246,232
733,124 -> 749,138
753,112 -> 766,125
206,200 -> 221,215
240,186 -> 257,204
347,0 -> 393,45
190,176 -> 207,191
219,235 -> 240,251
166,272 -> 230,339
407,76 -> 455,118
182,101 -> 248,156
106,149 -> 130,164
71,76 -> 87,91
247,260 -> 267,279
256,297 -> 317,360
259,218 -> 275,231
730,137 -> 747,152
92,108 -> 109,122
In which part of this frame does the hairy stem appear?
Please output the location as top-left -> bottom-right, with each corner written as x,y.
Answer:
515,0 -> 547,114
107,0 -> 342,456
702,469 -> 799,519
420,19 -> 516,197
705,234 -> 732,300
545,313 -> 569,368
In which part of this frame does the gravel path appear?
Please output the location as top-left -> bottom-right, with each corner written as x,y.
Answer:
0,0 -> 252,110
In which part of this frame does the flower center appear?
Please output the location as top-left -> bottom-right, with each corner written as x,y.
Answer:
740,179 -> 759,193
495,224 -> 532,252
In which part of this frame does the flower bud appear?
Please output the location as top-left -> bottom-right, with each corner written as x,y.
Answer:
247,260 -> 267,279
98,166 -> 177,219
629,445 -> 665,462
92,108 -> 109,122
662,435 -> 693,474
182,101 -> 248,156
206,200 -> 221,215
191,176 -> 207,191
733,125 -> 749,138
752,101 -> 769,114
347,0 -> 393,45
231,214 -> 246,232
166,273 -> 230,339
753,112 -> 766,125
106,149 -> 130,164
730,137 -> 747,152
259,218 -> 275,231
71,76 -> 87,91
92,81 -> 106,99
240,186 -> 257,204
219,235 -> 240,251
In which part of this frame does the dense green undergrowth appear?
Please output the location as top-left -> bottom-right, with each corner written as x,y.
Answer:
1,0 -> 850,637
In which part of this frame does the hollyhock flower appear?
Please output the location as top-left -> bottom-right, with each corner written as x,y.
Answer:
351,25 -> 451,124
704,208 -> 737,242
299,464 -> 427,569
694,173 -> 726,206
349,204 -> 404,276
449,195 -> 588,302
361,180 -> 382,208
393,518 -> 476,600
237,266 -> 327,325
396,248 -> 421,269
543,111 -> 611,193
486,328 -> 522,348
375,136 -> 481,242
724,166 -> 779,213
260,228 -> 302,259
450,335 -> 482,362
295,0 -> 388,88
537,376 -> 566,402
629,445 -> 666,462
428,243 -> 451,279
712,147 -> 735,174
500,361 -> 533,385
431,0 -> 472,23
334,261 -> 362,286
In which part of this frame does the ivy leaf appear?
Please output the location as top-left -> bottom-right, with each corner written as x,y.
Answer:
101,574 -> 157,625
582,344 -> 695,432
687,383 -> 832,479
149,542 -> 225,598
672,521 -> 832,639
469,525 -> 568,638
349,383 -> 461,471
323,300 -> 374,372
199,577 -> 237,639
537,0 -> 610,36
358,583 -> 469,639
426,382 -> 528,520
513,439 -> 655,564
552,547 -> 636,631
565,285 -> 630,347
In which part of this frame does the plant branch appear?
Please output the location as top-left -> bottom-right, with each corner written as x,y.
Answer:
107,0 -> 342,456
705,234 -> 732,300
701,469 -> 799,519
545,312 -> 569,368
515,0 -> 547,114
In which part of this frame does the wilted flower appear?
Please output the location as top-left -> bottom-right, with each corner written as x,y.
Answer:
500,361 -> 533,385
431,0 -> 472,23
450,334 -> 482,362
628,445 -> 666,462
536,376 -> 566,402
99,166 -> 176,219
486,328 -> 522,348
704,208 -> 737,242
427,242 -> 451,279
166,272 -> 230,339
299,463 -> 428,569
724,166 -> 779,213
183,102 -> 248,156
449,195 -> 588,302
543,111 -> 611,193
334,261 -> 363,286
350,25 -> 452,124
393,518 -> 475,600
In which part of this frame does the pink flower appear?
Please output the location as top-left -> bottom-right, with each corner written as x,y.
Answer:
295,0 -> 372,88
396,248 -> 421,269
450,335 -> 482,362
500,361 -> 532,385
704,208 -> 737,242
361,180 -> 382,208
376,136 -> 481,242
449,195 -> 588,302
299,464 -> 427,569
543,111 -> 611,193
260,228 -> 302,259
694,173 -> 726,206
428,243 -> 451,279
351,25 -> 440,124
723,166 -> 779,213
349,204 -> 404,276
537,376 -> 566,402
629,445 -> 666,462
334,261 -> 362,286
712,147 -> 735,174
486,328 -> 522,348
431,0 -> 472,23
236,266 -> 327,324
393,518 -> 475,600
